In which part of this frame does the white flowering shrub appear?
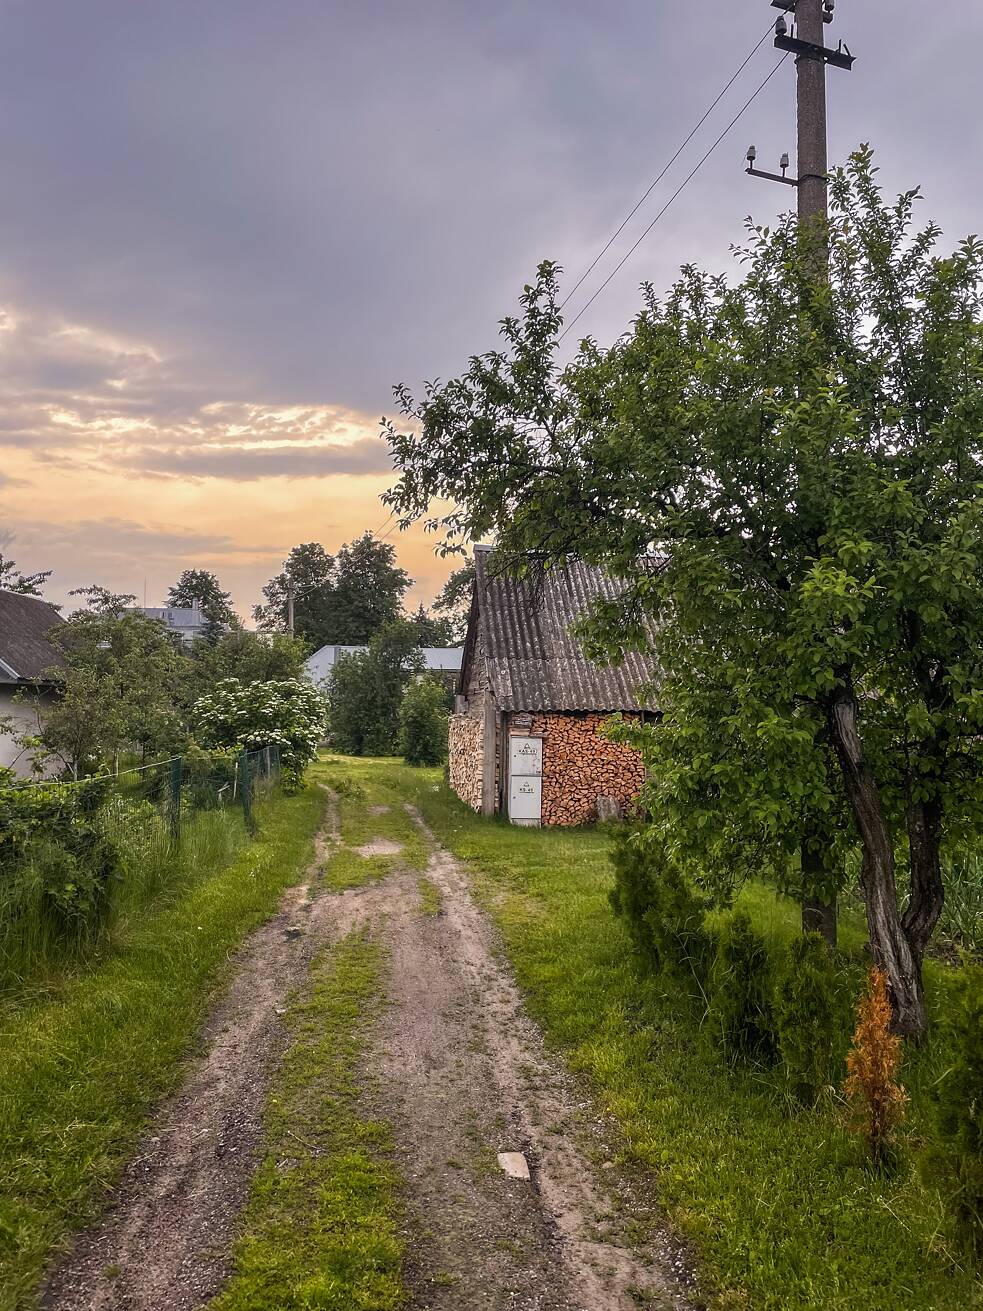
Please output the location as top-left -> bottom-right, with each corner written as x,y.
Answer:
192,678 -> 326,792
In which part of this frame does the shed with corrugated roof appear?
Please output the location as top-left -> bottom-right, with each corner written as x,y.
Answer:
449,547 -> 658,826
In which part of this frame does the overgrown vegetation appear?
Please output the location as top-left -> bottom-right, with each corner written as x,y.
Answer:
211,930 -> 405,1311
0,782 -> 326,1311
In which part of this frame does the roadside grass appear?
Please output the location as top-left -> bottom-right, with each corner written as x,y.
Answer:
315,757 -> 428,891
352,756 -> 982,1311
210,930 -> 405,1311
0,784 -> 327,1311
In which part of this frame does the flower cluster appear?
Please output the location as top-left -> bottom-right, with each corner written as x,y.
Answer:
192,678 -> 326,791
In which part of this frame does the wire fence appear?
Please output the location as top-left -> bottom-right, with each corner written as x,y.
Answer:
0,745 -> 282,994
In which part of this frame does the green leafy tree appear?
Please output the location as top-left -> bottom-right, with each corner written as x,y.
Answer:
383,149 -> 983,1038
192,678 -> 325,792
408,603 -> 456,648
254,535 -> 411,647
330,533 -> 411,644
399,675 -> 449,765
326,620 -> 424,756
0,550 -> 52,597
430,565 -> 474,644
253,541 -> 336,642
167,569 -> 239,639
183,630 -> 309,710
27,588 -> 189,776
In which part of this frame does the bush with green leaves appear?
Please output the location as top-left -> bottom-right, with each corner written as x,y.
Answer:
774,932 -> 841,1104
609,831 -> 710,979
399,676 -> 449,766
325,620 -> 424,756
709,911 -> 776,1063
922,964 -> 983,1260
193,678 -> 325,792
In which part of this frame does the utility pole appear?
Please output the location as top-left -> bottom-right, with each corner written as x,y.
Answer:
746,0 -> 855,948
286,580 -> 296,636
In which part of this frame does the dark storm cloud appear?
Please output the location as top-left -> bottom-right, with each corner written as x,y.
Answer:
0,0 -> 977,423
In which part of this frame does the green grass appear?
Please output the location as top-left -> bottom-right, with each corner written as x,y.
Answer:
0,779 -> 278,998
354,756 -> 982,1311
210,930 -> 405,1310
0,783 -> 327,1311
315,757 -> 428,891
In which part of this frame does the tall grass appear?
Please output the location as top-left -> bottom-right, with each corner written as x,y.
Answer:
0,781 -> 277,999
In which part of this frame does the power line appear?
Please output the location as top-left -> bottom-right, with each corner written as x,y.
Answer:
558,52 -> 791,345
561,23 -> 776,314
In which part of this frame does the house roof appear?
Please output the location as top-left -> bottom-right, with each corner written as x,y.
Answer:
304,644 -> 463,683
465,548 -> 658,713
0,589 -> 67,683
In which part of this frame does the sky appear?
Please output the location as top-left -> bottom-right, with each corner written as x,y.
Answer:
0,0 -> 978,618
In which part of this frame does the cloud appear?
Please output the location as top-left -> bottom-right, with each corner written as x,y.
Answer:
127,437 -> 394,481
0,302 -> 389,481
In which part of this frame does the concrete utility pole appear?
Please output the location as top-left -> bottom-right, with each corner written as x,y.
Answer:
746,0 -> 855,948
286,581 -> 295,636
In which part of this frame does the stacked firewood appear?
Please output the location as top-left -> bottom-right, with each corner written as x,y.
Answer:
448,715 -> 484,811
529,713 -> 645,826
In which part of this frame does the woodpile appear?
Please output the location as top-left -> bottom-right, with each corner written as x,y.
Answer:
528,713 -> 645,827
448,714 -> 484,812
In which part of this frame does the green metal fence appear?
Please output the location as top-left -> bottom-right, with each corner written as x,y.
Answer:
0,745 -> 282,992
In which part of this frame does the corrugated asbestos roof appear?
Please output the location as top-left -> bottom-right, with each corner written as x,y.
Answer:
0,589 -> 66,682
474,550 -> 658,713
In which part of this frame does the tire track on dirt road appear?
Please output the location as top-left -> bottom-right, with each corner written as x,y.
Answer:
366,806 -> 697,1311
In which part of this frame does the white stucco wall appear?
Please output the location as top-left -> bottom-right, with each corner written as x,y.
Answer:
0,686 -> 55,776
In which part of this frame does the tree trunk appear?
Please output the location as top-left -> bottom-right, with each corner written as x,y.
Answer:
801,837 -> 837,948
826,683 -> 927,1039
903,797 -> 945,958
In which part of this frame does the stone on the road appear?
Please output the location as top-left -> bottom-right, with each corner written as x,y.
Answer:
497,1151 -> 531,1181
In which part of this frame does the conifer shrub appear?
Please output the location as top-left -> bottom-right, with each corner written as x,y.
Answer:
609,832 -> 710,979
843,967 -> 907,1169
709,910 -> 776,1062
921,963 -> 983,1260
774,931 -> 840,1103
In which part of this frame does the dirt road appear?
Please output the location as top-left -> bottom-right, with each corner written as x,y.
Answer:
42,799 -> 695,1311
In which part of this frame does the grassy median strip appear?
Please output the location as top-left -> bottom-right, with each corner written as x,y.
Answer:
0,784 -> 327,1311
365,757 -> 981,1311
210,930 -> 404,1311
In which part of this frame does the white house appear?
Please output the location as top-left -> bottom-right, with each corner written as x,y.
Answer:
138,602 -> 211,645
0,589 -> 66,776
304,644 -> 464,686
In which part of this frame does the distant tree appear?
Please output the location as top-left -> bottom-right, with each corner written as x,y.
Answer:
181,630 -> 310,712
253,542 -> 335,642
399,675 -> 449,766
167,569 -> 238,639
326,620 -> 424,756
408,602 -> 456,647
431,564 -> 474,644
329,533 -> 410,644
254,534 -> 410,648
0,551 -> 52,597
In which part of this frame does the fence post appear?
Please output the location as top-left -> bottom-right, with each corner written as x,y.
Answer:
264,745 -> 271,782
238,749 -> 255,832
169,756 -> 183,847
